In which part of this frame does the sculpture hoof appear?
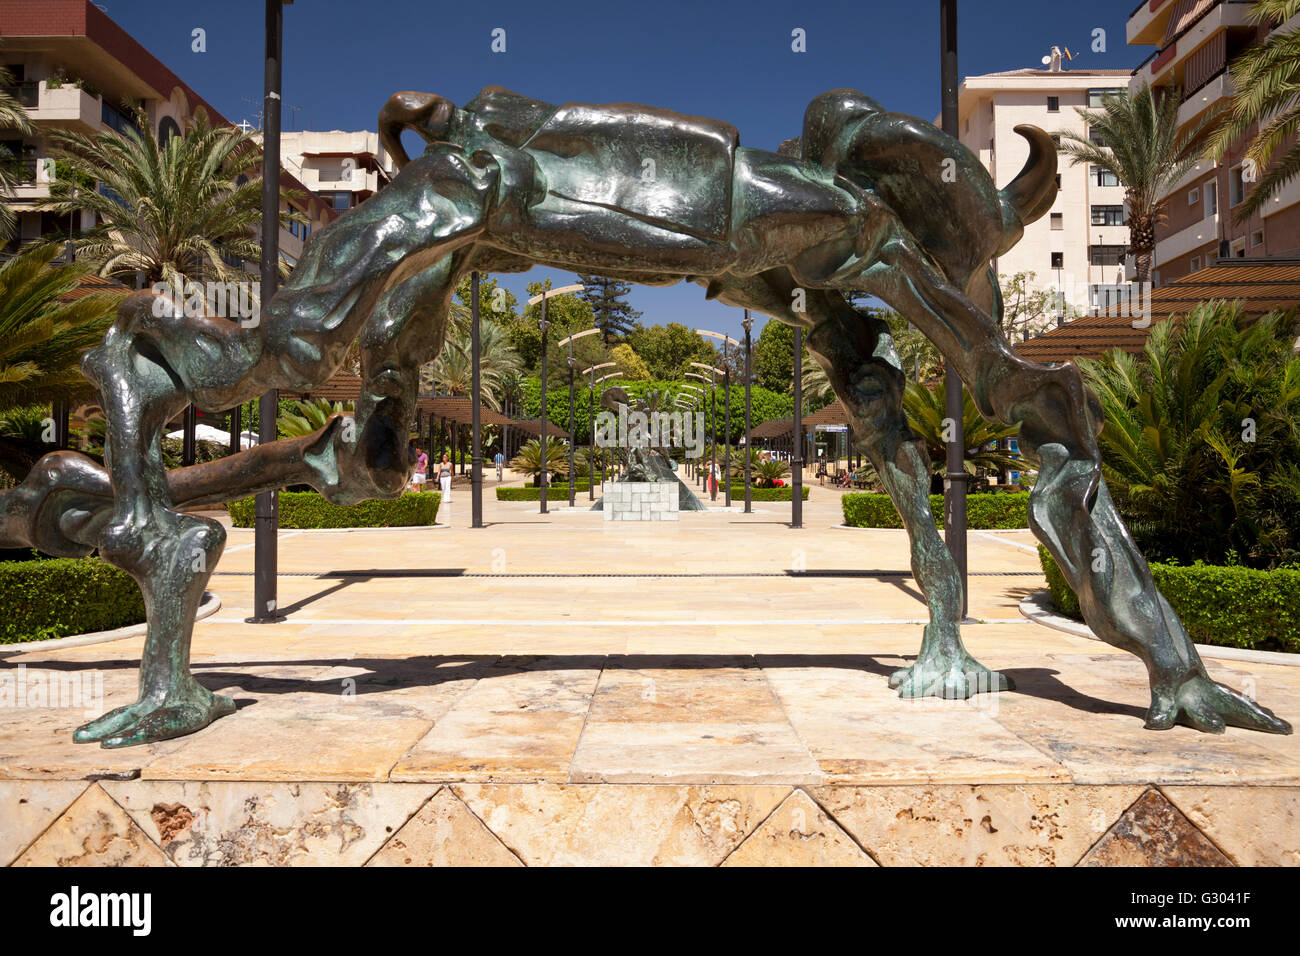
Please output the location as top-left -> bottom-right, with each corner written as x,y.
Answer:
1146,676 -> 1292,735
889,653 -> 1013,700
75,693 -> 236,748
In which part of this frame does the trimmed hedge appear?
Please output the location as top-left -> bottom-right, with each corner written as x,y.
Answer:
1038,546 -> 1300,654
841,492 -> 1029,529
226,491 -> 439,528
0,557 -> 145,644
497,483 -> 810,501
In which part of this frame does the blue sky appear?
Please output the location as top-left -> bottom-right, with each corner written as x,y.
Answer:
104,0 -> 1146,340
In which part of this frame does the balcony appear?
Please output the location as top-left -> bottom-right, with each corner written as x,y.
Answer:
30,83 -> 103,133
1155,208 -> 1220,263
1130,1 -> 1253,88
1128,0 -> 1178,47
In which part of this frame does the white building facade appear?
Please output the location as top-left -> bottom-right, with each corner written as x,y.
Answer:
952,66 -> 1132,321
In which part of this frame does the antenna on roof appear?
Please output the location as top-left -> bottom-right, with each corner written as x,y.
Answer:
1041,45 -> 1073,72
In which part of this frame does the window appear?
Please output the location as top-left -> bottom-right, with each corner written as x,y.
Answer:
288,218 -> 301,238
1050,251 -> 1064,269
1188,187 -> 1200,205
1204,180 -> 1218,216
1088,128 -> 1107,147
101,101 -> 138,137
157,116 -> 181,149
1047,96 -> 1060,112
1050,213 -> 1063,230
1092,166 -> 1119,187
1230,165 -> 1247,206
1189,256 -> 1201,272
1055,173 -> 1062,190
1088,88 -> 1124,107
1231,237 -> 1246,258
1090,244 -> 1127,266
1091,204 -> 1124,226
1252,229 -> 1265,247
329,191 -> 351,212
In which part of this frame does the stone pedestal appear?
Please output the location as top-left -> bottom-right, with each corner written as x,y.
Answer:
601,481 -> 678,521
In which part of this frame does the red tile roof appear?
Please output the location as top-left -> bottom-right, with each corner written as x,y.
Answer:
1016,259 -> 1300,363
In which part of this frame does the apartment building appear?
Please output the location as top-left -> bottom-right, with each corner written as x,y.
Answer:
0,0 -> 335,270
1128,0 -> 1300,282
279,130 -> 395,215
953,59 -> 1131,318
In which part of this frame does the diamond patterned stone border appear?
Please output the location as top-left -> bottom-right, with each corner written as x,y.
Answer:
3,781 -> 1295,866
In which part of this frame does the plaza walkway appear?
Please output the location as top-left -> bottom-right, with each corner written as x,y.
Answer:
1,480 -> 1297,866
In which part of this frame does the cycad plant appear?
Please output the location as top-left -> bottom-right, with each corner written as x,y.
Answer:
509,436 -> 570,486
1079,300 -> 1300,568
278,398 -> 353,439
899,378 -> 1023,489
753,457 -> 790,487
1208,0 -> 1300,219
1058,84 -> 1212,285
42,108 -> 298,285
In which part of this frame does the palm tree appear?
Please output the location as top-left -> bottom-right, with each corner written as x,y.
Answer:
800,353 -> 834,403
421,309 -> 523,411
1207,0 -> 1300,219
509,436 -> 569,486
1059,84 -> 1211,285
1078,300 -> 1300,568
0,67 -> 35,242
41,109 -> 298,285
278,398 -> 353,439
0,243 -> 122,412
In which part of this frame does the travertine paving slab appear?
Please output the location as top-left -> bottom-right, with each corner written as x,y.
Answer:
367,787 -> 520,866
763,665 -> 1070,784
391,658 -> 601,782
103,780 -> 432,866
454,783 -> 789,865
1163,786 -> 1300,866
811,784 -> 1145,866
13,783 -> 167,866
143,713 -> 435,782
723,789 -> 875,867
571,659 -> 820,784
0,780 -> 88,866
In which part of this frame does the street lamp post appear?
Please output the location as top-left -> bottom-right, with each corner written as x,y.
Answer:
792,326 -> 803,529
690,361 -> 726,504
940,0 -> 967,616
594,370 -> 622,485
583,361 -> 615,501
558,328 -> 599,508
741,311 -> 753,513
250,0 -> 286,624
471,271 -> 483,528
526,283 -> 584,515
697,333 -> 740,509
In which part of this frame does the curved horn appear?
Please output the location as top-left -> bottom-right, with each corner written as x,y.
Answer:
1001,124 -> 1058,226
378,92 -> 454,171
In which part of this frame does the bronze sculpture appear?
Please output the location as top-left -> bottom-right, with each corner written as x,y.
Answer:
0,86 -> 1289,746
591,386 -> 706,511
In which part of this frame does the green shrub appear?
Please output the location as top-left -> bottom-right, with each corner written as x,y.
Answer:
226,491 -> 439,528
1037,546 -> 1081,619
841,492 -> 1029,529
1037,546 -> 1300,653
721,485 -> 809,501
496,484 -> 590,501
0,557 -> 145,644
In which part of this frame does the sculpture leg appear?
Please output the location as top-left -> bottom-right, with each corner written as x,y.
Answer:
803,292 -> 1010,699
61,149 -> 495,746
847,242 -> 1290,734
